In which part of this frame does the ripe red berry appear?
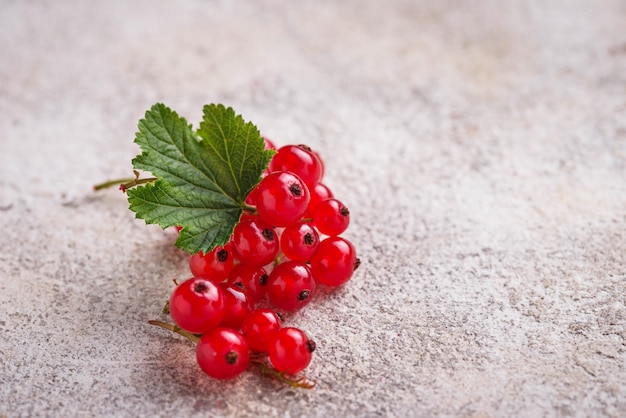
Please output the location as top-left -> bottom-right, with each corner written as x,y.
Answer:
312,150 -> 325,179
255,171 -> 310,227
244,171 -> 269,207
268,145 -> 323,188
310,237 -> 357,286
280,222 -> 320,261
312,198 -> 350,236
245,185 -> 258,206
169,277 -> 225,334
304,183 -> 333,218
268,327 -> 315,374
196,327 -> 250,380
263,136 -> 277,150
188,242 -> 234,283
231,217 -> 279,266
218,283 -> 254,330
266,261 -> 316,311
241,308 -> 282,352
226,263 -> 268,304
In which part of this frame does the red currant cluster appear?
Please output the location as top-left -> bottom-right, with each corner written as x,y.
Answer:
167,139 -> 359,384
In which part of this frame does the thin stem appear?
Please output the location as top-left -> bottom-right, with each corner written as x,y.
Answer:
242,205 -> 257,214
148,320 -> 200,343
273,252 -> 286,267
148,321 -> 315,389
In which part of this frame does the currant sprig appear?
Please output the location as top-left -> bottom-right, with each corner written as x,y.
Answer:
97,103 -> 361,389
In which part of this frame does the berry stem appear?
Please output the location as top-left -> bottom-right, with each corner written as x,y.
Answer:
149,321 -> 316,388
148,320 -> 200,343
250,358 -> 316,389
243,204 -> 257,213
273,252 -> 287,267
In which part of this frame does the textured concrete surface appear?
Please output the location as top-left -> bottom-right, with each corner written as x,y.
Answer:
1,0 -> 626,417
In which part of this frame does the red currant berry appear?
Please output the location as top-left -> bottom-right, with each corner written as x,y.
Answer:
226,263 -> 268,304
268,327 -> 315,374
268,145 -> 323,188
218,283 -> 254,330
169,277 -> 225,334
244,171 -> 269,207
196,327 -> 250,380
245,185 -> 258,206
304,183 -> 333,218
231,217 -> 279,266
312,198 -> 350,236
266,261 -> 316,311
263,136 -> 277,150
189,243 -> 234,283
241,308 -> 282,352
312,150 -> 324,179
239,210 -> 257,223
310,237 -> 357,286
255,171 -> 311,227
280,222 -> 320,262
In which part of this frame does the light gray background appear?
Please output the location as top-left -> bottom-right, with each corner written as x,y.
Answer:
1,0 -> 625,417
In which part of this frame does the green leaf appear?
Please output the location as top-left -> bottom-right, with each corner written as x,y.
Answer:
127,103 -> 273,254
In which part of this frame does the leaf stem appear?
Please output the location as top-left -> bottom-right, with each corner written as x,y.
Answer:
93,177 -> 136,191
122,177 -> 158,191
94,170 -> 157,192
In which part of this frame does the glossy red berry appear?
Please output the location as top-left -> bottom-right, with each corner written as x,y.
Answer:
268,327 -> 315,374
280,222 -> 320,261
218,283 -> 254,330
241,308 -> 282,352
268,145 -> 323,188
312,150 -> 324,179
304,183 -> 333,218
312,198 -> 350,236
255,171 -> 310,227
263,136 -> 277,150
226,263 -> 268,304
266,261 -> 316,311
231,217 -> 279,266
310,237 -> 357,286
196,327 -> 250,380
169,277 -> 225,334
245,185 -> 258,206
188,243 -> 234,283
244,171 -> 269,206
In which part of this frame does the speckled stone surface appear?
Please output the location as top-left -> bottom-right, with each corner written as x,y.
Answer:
1,0 -> 625,417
